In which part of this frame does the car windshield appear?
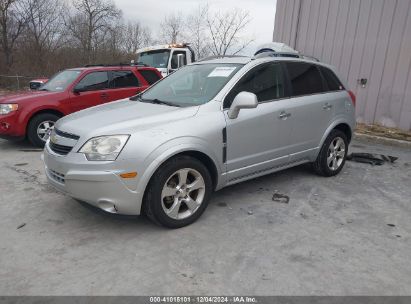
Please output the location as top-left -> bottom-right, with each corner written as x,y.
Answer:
40,70 -> 81,92
137,50 -> 171,69
139,63 -> 243,107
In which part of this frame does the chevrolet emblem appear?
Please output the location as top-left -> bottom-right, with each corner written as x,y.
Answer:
50,133 -> 58,143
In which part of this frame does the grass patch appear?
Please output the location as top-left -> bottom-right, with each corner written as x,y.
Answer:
356,123 -> 411,142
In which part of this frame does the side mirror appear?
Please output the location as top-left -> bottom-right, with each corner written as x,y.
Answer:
227,92 -> 258,119
177,54 -> 184,69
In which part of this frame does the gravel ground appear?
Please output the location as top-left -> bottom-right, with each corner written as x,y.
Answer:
0,136 -> 410,295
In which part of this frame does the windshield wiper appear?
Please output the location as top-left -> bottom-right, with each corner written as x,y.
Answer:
139,97 -> 180,107
39,88 -> 48,91
129,94 -> 141,101
149,99 -> 179,107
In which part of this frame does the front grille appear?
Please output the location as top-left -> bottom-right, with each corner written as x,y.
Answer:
48,169 -> 65,184
49,142 -> 73,155
54,128 -> 80,140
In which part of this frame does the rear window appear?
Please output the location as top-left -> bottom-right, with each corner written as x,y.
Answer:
139,70 -> 161,85
110,70 -> 139,88
285,62 -> 325,96
319,66 -> 344,91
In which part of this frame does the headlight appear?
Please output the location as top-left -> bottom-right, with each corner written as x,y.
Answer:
78,135 -> 130,161
0,104 -> 18,115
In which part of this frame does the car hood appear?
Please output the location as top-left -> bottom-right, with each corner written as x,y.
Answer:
56,99 -> 199,138
0,91 -> 62,104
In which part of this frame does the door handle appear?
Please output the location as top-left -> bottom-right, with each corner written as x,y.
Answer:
278,111 -> 291,120
100,93 -> 109,100
323,103 -> 333,110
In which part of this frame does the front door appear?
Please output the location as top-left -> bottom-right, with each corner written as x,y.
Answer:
224,62 -> 294,183
69,71 -> 110,113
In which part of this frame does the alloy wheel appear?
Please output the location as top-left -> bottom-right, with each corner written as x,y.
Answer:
37,120 -> 55,142
327,137 -> 346,171
161,168 -> 206,220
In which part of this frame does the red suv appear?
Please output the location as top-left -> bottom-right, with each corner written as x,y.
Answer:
0,65 -> 162,147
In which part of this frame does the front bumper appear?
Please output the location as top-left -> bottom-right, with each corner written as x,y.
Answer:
0,112 -> 25,140
43,143 -> 144,215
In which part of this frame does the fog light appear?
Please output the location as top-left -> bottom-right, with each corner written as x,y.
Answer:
0,122 -> 10,130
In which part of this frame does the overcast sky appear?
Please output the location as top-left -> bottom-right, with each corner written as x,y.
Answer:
115,0 -> 277,56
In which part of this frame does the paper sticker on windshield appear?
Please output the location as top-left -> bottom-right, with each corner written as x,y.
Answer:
208,67 -> 237,78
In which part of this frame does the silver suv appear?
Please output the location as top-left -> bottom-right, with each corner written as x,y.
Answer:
43,54 -> 356,228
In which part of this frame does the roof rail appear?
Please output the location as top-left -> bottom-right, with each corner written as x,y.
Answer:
252,50 -> 320,62
84,62 -> 149,67
300,54 -> 320,62
197,55 -> 248,62
252,51 -> 300,60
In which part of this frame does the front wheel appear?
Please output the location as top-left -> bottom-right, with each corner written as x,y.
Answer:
312,129 -> 348,177
144,156 -> 212,228
27,113 -> 60,147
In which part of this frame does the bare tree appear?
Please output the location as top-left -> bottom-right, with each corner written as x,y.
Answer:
160,12 -> 184,44
21,0 -> 66,69
0,0 -> 26,70
121,21 -> 151,54
206,8 -> 253,56
101,20 -> 125,62
67,0 -> 121,63
186,4 -> 210,59
0,0 -> 255,89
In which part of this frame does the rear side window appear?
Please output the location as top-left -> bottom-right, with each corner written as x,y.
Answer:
110,70 -> 139,88
319,66 -> 344,91
76,71 -> 108,91
225,62 -> 286,107
139,70 -> 161,85
285,62 -> 325,96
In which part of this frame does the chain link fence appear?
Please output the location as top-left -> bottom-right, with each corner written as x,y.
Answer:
0,74 -> 44,92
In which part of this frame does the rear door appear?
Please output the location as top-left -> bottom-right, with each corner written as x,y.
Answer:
225,62 -> 295,182
107,70 -> 143,101
69,71 -> 109,113
282,61 -> 335,161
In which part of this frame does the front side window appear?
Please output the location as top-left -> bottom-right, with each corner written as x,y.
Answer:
140,63 -> 243,107
137,50 -> 171,69
224,63 -> 286,108
75,72 -> 109,91
110,70 -> 139,88
170,51 -> 187,69
285,62 -> 325,96
40,70 -> 81,92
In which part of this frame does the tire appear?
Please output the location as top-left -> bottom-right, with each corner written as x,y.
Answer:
143,155 -> 213,228
27,113 -> 60,147
312,129 -> 348,177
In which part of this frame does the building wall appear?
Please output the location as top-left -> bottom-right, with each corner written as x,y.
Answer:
273,0 -> 411,131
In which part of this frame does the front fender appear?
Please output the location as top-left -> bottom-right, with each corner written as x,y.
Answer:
21,105 -> 67,130
135,136 -> 224,203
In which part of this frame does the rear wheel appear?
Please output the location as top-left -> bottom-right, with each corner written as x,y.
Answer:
27,113 -> 60,147
144,156 -> 212,228
313,129 -> 348,177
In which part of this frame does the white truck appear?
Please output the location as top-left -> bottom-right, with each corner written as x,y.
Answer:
135,42 -> 301,77
136,43 -> 196,77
